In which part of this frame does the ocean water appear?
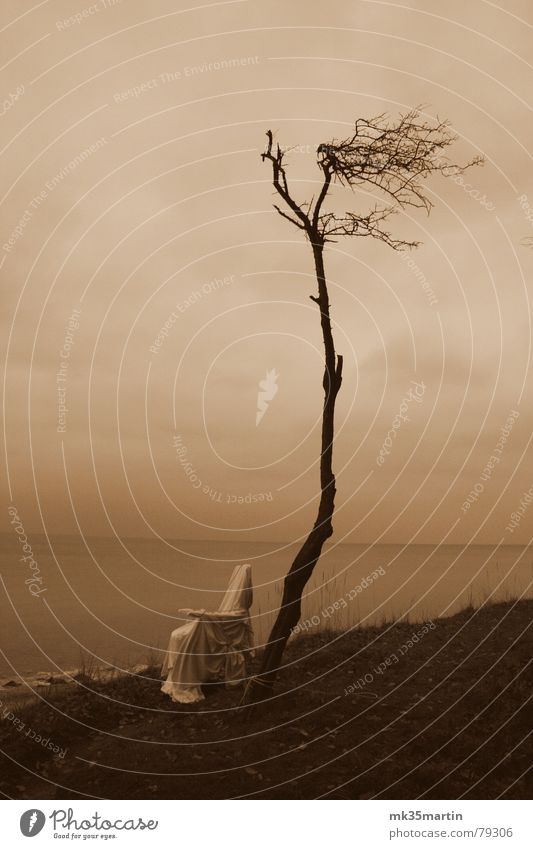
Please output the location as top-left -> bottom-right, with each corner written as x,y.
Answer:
0,534 -> 532,680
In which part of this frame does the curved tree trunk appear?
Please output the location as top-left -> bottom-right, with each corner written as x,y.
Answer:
241,116 -> 471,708
244,238 -> 343,704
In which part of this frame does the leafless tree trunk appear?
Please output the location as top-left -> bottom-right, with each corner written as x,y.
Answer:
243,114 -> 480,705
245,237 -> 343,702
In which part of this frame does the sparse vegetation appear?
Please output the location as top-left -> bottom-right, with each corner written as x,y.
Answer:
1,599 -> 530,799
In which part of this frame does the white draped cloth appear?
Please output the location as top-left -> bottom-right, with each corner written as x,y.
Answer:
161,563 -> 254,703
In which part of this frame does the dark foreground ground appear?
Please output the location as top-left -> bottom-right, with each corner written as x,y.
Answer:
1,599 -> 531,800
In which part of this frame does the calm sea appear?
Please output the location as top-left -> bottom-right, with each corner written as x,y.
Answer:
1,534 -> 532,679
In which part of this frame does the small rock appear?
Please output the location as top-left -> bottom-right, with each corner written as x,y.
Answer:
2,680 -> 20,688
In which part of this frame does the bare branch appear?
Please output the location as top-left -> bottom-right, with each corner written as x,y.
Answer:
261,109 -> 483,250
311,161 -> 332,231
261,130 -> 311,232
319,205 -> 419,249
316,107 -> 483,214
273,203 -> 306,230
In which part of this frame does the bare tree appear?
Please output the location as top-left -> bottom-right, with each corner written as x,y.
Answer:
244,108 -> 481,704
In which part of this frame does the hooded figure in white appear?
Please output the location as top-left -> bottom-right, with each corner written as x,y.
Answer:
161,564 -> 254,703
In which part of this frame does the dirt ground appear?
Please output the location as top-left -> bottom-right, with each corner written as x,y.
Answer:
1,599 -> 531,800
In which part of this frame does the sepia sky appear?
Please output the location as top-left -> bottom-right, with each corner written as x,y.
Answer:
3,0 -> 533,545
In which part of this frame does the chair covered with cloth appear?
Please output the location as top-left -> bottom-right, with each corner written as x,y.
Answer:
161,563 -> 254,703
